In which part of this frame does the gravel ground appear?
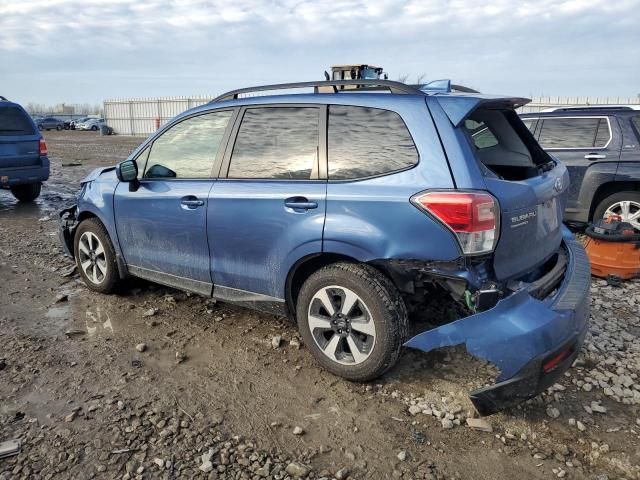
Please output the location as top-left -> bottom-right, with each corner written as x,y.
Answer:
1,131 -> 639,479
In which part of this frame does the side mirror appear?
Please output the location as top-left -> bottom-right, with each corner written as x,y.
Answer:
117,159 -> 138,182
116,159 -> 140,191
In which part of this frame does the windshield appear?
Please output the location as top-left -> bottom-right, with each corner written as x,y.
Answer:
360,67 -> 380,79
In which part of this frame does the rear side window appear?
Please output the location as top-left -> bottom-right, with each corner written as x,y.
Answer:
538,117 -> 610,149
228,107 -> 319,180
143,111 -> 232,179
328,105 -> 418,180
0,106 -> 35,136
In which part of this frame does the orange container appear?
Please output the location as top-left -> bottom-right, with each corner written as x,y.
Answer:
584,237 -> 640,279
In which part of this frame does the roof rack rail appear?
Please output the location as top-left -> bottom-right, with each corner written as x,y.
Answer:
541,105 -> 640,112
0,96 -> 8,101
211,79 -> 423,102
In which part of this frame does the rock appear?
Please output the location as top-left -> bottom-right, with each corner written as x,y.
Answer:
117,400 -> 125,410
285,462 -> 311,478
466,418 -> 493,432
271,335 -> 282,349
408,405 -> 422,416
135,343 -> 147,353
335,467 -> 350,479
293,426 -> 305,435
255,462 -> 271,477
546,407 -> 561,419
54,293 -> 68,303
199,448 -> 215,473
290,338 -> 301,349
153,458 -> 164,468
65,411 -> 77,422
175,351 -> 187,364
441,418 -> 454,429
577,421 -> 586,432
397,450 -> 408,461
590,401 -> 607,414
142,308 -> 158,317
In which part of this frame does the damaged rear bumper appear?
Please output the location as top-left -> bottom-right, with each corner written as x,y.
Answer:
405,227 -> 591,416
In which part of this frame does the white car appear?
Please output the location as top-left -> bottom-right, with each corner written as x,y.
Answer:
77,118 -> 105,131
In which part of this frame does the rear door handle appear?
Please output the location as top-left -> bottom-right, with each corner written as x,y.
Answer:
284,197 -> 318,210
181,196 -> 205,209
584,153 -> 606,160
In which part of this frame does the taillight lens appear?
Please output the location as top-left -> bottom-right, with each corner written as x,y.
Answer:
412,191 -> 499,255
39,138 -> 48,156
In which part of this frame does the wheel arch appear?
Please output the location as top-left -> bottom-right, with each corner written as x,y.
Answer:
589,181 -> 640,220
285,252 -> 407,320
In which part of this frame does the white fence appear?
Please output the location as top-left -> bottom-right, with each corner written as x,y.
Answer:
104,95 -> 640,136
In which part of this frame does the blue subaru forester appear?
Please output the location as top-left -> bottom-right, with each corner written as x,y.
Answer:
59,80 -> 590,415
0,97 -> 49,201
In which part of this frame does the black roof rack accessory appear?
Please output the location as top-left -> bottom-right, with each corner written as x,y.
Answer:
0,96 -> 8,101
211,79 -> 424,102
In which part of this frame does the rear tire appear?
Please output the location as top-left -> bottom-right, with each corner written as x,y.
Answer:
74,218 -> 120,294
296,262 -> 408,382
56,125 -> 62,131
10,183 -> 41,202
593,191 -> 640,232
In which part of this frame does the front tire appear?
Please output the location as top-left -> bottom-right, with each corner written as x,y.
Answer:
593,191 -> 640,232
56,125 -> 62,131
74,218 -> 119,293
10,183 -> 41,202
91,125 -> 98,131
296,262 -> 408,382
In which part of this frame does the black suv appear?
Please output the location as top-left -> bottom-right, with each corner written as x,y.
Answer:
520,106 -> 640,231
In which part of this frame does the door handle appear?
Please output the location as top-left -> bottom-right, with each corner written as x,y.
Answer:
584,153 -> 606,160
284,197 -> 318,210
181,196 -> 205,209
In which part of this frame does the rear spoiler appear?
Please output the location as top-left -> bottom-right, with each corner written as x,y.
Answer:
436,95 -> 531,127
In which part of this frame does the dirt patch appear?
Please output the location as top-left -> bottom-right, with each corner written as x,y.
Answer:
1,131 -> 639,479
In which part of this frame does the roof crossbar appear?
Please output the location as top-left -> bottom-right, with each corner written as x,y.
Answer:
211,79 -> 424,103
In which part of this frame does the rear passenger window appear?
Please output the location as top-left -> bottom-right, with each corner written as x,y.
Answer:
0,106 -> 35,136
144,111 -> 232,179
538,117 -> 610,149
228,107 -> 319,180
328,105 -> 418,180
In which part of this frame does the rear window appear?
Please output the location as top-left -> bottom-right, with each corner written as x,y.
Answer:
328,105 -> 418,180
538,117 -> 610,149
0,106 -> 35,136
632,116 -> 640,136
462,109 -> 550,181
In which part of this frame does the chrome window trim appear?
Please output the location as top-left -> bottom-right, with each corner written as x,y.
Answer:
526,116 -> 612,150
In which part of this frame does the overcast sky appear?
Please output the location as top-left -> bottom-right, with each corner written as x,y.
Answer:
1,0 -> 639,105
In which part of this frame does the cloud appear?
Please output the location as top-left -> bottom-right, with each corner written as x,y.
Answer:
0,0 -> 638,103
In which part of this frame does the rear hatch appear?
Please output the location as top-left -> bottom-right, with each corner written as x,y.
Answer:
0,104 -> 40,169
461,106 -> 569,281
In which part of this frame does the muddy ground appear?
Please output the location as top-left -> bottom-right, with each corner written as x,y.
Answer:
1,130 -> 639,480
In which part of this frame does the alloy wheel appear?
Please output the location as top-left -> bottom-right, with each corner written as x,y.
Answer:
307,285 -> 376,365
78,231 -> 107,284
604,200 -> 640,232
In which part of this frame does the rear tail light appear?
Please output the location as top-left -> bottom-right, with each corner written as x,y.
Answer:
39,138 -> 48,156
411,191 -> 499,255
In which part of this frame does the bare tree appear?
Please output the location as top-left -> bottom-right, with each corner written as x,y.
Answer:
396,74 -> 410,84
415,73 -> 427,85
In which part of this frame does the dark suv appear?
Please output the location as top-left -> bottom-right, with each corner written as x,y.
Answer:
0,97 -> 49,201
60,80 -> 590,415
520,106 -> 640,231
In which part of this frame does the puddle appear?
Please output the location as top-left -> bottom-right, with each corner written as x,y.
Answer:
0,187 -> 76,214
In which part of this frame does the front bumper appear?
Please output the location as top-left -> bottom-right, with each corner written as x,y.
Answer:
405,227 -> 591,416
59,205 -> 78,256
